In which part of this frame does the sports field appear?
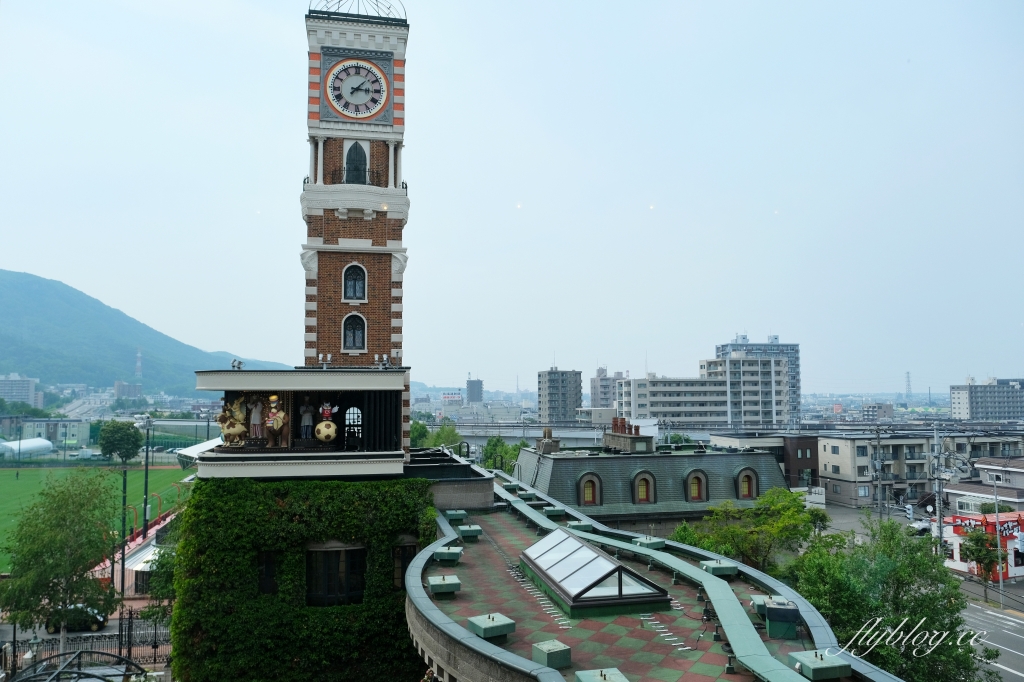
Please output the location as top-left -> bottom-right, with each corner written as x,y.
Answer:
0,467 -> 192,572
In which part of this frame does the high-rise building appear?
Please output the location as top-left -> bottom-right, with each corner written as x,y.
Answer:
699,355 -> 789,427
538,368 -> 582,423
715,334 -> 800,424
0,373 -> 43,409
590,367 -> 623,409
466,377 -> 483,404
951,377 -> 1024,421
114,380 -> 143,399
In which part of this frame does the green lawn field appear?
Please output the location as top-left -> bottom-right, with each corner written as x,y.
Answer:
0,467 -> 192,572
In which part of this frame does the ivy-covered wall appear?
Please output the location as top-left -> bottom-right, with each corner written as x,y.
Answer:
171,477 -> 435,682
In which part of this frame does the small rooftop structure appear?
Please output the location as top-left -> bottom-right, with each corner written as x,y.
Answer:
521,528 -> 669,618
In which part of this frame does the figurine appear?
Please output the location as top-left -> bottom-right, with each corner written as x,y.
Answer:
215,397 -> 248,446
314,400 -> 340,443
298,396 -> 315,439
247,397 -> 264,439
264,395 -> 289,448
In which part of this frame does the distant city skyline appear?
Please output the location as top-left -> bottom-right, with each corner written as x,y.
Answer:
1,2 -> 1021,394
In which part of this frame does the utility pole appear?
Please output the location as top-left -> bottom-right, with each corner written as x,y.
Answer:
933,424 -> 942,556
142,417 -> 152,538
994,473 -> 1004,609
875,425 -> 883,522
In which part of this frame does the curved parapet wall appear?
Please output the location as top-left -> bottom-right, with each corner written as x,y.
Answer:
404,514 -> 563,682
491,471 -> 905,682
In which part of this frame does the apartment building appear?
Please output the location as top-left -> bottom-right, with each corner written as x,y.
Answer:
716,335 -> 800,424
614,361 -> 788,428
699,355 -> 790,426
861,403 -> 895,421
590,367 -> 623,409
951,377 -> 1024,421
23,418 -> 90,448
816,431 -> 1020,509
537,367 -> 582,423
0,373 -> 43,409
946,456 -> 1024,515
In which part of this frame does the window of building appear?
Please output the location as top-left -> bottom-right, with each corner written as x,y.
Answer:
858,486 -> 870,497
797,449 -> 802,459
393,543 -> 418,589
306,547 -> 367,606
832,465 -> 840,474
134,570 -> 151,595
638,478 -> 650,503
823,443 -> 827,452
833,484 -> 842,494
857,466 -> 869,477
856,446 -> 867,457
583,480 -> 596,505
343,316 -> 366,350
740,475 -> 753,499
831,445 -> 839,455
343,265 -> 366,300
690,477 -> 702,501
257,551 -> 278,595
345,142 -> 368,184
344,407 -> 362,451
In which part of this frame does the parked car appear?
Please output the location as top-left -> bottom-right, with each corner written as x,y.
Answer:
45,605 -> 109,633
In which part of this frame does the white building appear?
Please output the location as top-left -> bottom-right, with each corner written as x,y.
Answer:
715,335 -> 800,424
951,377 -> 1024,421
0,373 -> 43,409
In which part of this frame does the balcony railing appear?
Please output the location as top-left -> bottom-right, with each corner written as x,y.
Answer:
879,472 -> 902,482
905,471 -> 928,480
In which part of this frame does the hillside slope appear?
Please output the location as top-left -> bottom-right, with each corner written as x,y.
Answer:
0,270 -> 290,395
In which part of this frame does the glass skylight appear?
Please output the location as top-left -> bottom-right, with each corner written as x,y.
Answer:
520,528 -> 668,609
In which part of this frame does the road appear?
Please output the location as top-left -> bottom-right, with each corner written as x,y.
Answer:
963,602 -> 1024,680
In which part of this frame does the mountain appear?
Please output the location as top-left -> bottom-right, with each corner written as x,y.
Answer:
0,269 -> 291,396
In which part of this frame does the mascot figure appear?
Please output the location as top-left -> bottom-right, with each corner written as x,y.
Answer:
315,401 -> 340,443
264,395 -> 289,448
216,397 -> 248,446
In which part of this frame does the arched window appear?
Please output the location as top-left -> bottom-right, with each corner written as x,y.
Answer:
343,316 -> 365,350
345,407 -> 362,451
344,265 -> 365,300
638,478 -> 650,503
345,143 -> 368,184
741,474 -> 753,499
690,477 -> 703,501
583,480 -> 596,505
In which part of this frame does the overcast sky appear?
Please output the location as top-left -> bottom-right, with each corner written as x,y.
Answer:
1,1 -> 1022,394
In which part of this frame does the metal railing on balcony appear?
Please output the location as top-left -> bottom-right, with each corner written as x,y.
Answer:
905,471 -> 928,480
879,472 -> 902,482
328,167 -> 386,186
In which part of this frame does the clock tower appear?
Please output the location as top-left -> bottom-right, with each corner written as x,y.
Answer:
300,3 -> 409,370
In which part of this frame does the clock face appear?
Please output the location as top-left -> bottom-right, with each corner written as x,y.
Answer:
324,59 -> 389,120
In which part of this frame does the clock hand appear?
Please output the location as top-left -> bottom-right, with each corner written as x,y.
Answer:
349,79 -> 367,95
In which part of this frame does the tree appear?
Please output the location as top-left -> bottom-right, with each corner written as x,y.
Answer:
959,529 -> 1001,604
428,420 -> 462,448
98,420 -> 143,462
481,436 -> 529,473
979,502 -> 1014,514
668,433 -> 692,445
675,488 -> 821,571
409,421 -> 430,448
791,517 -> 1000,682
0,469 -> 119,652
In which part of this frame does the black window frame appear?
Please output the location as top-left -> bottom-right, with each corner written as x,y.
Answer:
345,142 -> 368,185
257,550 -> 279,595
343,316 -> 366,350
343,265 -> 366,300
306,547 -> 367,606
